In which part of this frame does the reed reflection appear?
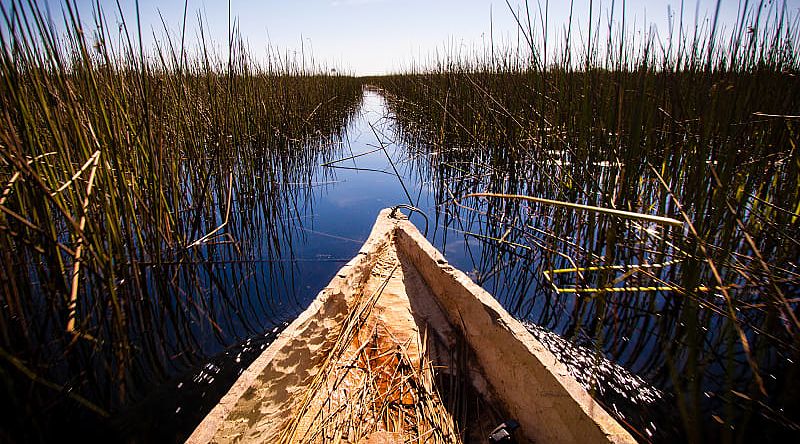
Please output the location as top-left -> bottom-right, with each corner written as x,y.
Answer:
0,1 -> 363,440
377,54 -> 800,440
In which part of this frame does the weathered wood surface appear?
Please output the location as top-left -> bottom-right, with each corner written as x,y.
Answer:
187,208 -> 636,444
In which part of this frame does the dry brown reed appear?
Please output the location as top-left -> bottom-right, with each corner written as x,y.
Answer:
278,261 -> 461,444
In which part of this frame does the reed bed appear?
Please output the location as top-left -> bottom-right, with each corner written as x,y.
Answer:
0,0 -> 362,440
372,1 -> 800,441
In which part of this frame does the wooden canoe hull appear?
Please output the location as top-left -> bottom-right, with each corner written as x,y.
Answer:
188,209 -> 636,443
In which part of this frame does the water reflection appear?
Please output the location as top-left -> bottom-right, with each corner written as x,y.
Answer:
377,82 -> 800,442
105,89 -> 430,441
0,71 -> 364,441
109,322 -> 288,442
7,84 -> 796,442
291,89 -> 683,440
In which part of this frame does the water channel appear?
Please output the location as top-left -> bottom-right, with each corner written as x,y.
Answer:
65,85 -> 800,443
95,89 -> 684,443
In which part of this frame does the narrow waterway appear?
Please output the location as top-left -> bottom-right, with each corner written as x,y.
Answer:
107,88 -> 679,442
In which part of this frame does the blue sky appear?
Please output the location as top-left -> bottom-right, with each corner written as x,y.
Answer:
37,0 -> 800,74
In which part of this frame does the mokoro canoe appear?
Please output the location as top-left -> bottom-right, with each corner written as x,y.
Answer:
188,208 -> 636,444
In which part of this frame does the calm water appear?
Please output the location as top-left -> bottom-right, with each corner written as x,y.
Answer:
64,87 -> 795,443
100,89 -> 680,442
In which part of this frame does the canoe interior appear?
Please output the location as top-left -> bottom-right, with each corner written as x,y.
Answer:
188,209 -> 636,444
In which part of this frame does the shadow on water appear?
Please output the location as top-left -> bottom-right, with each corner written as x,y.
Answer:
107,322 -> 289,443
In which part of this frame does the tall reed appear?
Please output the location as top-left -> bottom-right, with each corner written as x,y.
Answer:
373,0 -> 800,441
0,0 -> 362,440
